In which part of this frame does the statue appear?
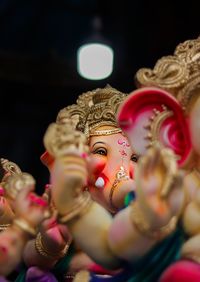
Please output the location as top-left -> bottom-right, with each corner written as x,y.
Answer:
0,166 -> 48,277
22,85 -> 138,281
117,36 -> 200,281
45,86 -> 184,281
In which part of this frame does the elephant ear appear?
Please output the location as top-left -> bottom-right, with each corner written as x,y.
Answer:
117,87 -> 192,168
40,150 -> 54,169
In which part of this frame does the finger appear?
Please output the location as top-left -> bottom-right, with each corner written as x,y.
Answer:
15,184 -> 34,203
146,145 -> 162,174
42,184 -> 52,203
138,145 -> 161,178
159,149 -> 178,198
51,161 -> 87,184
28,193 -> 48,207
41,215 -> 57,232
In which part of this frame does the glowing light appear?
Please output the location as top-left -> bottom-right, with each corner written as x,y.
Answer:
77,43 -> 114,80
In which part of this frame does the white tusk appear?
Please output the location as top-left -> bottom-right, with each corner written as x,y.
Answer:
95,177 -> 105,188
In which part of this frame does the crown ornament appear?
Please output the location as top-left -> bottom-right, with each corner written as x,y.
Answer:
56,85 -> 127,140
135,36 -> 200,110
144,105 -> 173,149
3,172 -> 35,200
0,158 -> 22,181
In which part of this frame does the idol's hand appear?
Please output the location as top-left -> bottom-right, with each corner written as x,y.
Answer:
39,215 -> 71,254
135,145 -> 184,230
14,184 -> 49,230
50,154 -> 88,215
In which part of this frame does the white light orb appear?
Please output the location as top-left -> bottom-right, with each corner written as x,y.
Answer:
77,43 -> 114,80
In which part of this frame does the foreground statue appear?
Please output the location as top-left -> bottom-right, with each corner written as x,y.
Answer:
117,36 -> 200,281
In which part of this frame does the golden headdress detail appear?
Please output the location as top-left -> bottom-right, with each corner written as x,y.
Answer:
56,85 -> 127,139
135,36 -> 200,111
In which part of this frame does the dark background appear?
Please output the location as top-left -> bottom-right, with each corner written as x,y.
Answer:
0,0 -> 199,193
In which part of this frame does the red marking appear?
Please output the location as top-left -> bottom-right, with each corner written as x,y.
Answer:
0,245 -> 7,254
119,149 -> 127,156
81,153 -> 88,159
118,139 -> 124,145
45,184 -> 51,190
47,219 -> 58,229
93,162 -> 105,175
40,151 -> 55,168
0,186 -> 4,196
129,170 -> 134,179
28,193 -> 48,207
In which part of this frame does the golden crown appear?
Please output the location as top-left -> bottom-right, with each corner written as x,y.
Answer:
135,36 -> 200,110
4,172 -> 35,200
56,85 -> 127,139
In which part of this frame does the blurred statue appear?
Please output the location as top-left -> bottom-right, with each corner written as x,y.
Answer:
0,158 -> 23,229
0,168 -> 48,278
117,36 -> 200,281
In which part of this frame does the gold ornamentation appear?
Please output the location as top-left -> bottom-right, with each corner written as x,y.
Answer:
136,56 -> 189,93
109,166 -> 130,213
64,273 -> 76,280
43,122 -> 89,158
13,218 -> 36,237
0,158 -> 22,182
130,201 -> 177,241
35,232 -> 71,259
0,223 -> 10,232
73,270 -> 90,282
143,105 -> 173,149
135,36 -> 200,110
56,85 -> 127,140
58,191 -> 93,224
90,128 -> 122,136
3,172 -> 35,200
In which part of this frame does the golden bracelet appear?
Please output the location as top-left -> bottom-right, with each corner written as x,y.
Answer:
58,191 -> 93,224
130,201 -> 177,241
35,232 -> 72,260
13,218 -> 36,237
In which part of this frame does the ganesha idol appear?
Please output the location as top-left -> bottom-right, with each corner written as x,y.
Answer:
44,85 -> 138,215
0,163 -> 48,277
117,36 -> 200,281
45,85 -> 185,282
20,86 -> 138,282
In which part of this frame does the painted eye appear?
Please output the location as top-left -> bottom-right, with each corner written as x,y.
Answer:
93,148 -> 107,156
131,154 -> 139,162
